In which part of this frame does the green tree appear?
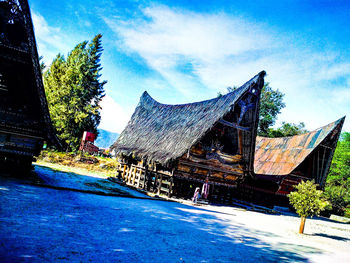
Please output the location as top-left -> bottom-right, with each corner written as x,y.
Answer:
324,132 -> 350,217
221,82 -> 305,138
258,83 -> 285,136
43,34 -> 106,151
267,122 -> 307,137
288,180 -> 330,234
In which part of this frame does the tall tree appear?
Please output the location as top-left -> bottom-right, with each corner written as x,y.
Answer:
258,83 -> 285,136
223,83 -> 295,137
324,132 -> 350,217
43,34 -> 106,151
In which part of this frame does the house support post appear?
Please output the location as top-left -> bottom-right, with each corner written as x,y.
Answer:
135,167 -> 140,187
168,177 -> 173,198
143,166 -> 148,190
122,164 -> 126,180
157,173 -> 163,195
132,166 -> 137,186
238,130 -> 243,155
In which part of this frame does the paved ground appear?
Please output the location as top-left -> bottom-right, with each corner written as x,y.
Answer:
0,166 -> 349,262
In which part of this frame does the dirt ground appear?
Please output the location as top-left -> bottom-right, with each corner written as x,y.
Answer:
0,165 -> 349,262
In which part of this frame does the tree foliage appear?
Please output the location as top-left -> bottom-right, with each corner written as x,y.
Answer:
258,83 -> 285,136
288,180 -> 329,233
267,122 -> 307,138
258,83 -> 308,137
288,180 -> 330,218
324,132 -> 350,217
222,83 -> 305,137
43,34 -> 106,151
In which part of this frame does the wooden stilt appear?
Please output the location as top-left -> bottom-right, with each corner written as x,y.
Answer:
125,166 -> 128,184
122,164 -> 126,180
238,130 -> 243,155
157,173 -> 163,195
128,166 -> 133,184
153,173 -> 157,193
134,167 -> 139,187
143,165 -> 148,190
168,176 -> 173,198
132,166 -> 137,185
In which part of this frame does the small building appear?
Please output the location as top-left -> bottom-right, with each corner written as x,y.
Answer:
111,71 -> 266,199
79,131 -> 99,154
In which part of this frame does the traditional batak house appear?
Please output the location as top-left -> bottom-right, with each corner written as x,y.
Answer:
111,70 -> 345,205
111,71 -> 266,201
0,0 -> 60,171
238,117 -> 345,206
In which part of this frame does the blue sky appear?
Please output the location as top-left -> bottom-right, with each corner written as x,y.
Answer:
29,0 -> 350,133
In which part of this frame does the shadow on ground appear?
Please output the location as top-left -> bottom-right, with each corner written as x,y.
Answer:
0,169 -> 324,262
310,233 -> 350,241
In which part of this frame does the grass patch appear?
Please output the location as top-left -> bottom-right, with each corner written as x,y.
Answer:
36,150 -> 119,178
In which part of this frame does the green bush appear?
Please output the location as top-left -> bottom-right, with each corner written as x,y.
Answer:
288,180 -> 330,233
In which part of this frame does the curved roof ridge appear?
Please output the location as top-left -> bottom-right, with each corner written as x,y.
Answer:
140,70 -> 265,108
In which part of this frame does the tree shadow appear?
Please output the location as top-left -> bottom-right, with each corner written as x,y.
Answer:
308,233 -> 350,241
0,176 -> 319,263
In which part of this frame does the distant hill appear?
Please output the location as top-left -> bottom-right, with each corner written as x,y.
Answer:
95,129 -> 119,149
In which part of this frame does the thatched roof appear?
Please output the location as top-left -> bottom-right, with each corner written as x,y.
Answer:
111,71 -> 265,164
254,116 -> 345,176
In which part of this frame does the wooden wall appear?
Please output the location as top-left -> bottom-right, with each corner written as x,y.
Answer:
116,161 -> 174,197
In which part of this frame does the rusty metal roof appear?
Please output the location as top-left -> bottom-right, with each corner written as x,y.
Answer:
254,117 -> 345,175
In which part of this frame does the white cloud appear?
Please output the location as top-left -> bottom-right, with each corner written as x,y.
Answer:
98,95 -> 133,133
32,12 -> 74,64
104,5 -> 350,131
104,7 -> 277,94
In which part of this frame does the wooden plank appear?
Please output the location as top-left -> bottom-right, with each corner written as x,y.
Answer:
157,173 -> 163,195
168,177 -> 173,198
238,130 -> 243,155
122,164 -> 126,180
160,187 -> 169,193
319,144 -> 333,150
320,147 -> 327,185
179,160 -> 244,175
317,150 -> 320,183
128,167 -> 133,184
161,180 -> 171,185
132,166 -> 137,185
218,119 -> 251,132
135,167 -> 140,187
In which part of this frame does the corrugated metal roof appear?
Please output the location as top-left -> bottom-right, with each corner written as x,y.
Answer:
254,117 -> 345,175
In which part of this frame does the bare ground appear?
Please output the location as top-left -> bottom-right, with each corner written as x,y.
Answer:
0,164 -> 349,262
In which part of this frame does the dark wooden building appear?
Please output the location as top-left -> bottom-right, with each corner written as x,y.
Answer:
112,68 -> 345,205
0,0 -> 60,170
111,71 -> 265,200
